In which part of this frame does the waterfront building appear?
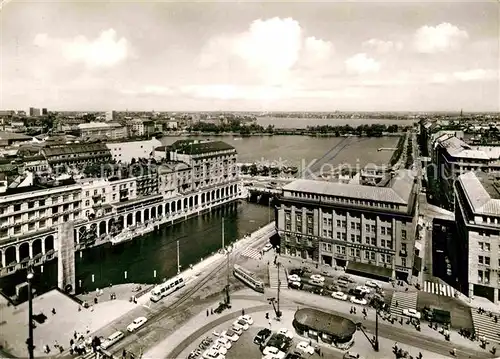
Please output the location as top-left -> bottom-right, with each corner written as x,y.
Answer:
41,143 -> 112,171
0,139 -> 241,279
78,122 -> 127,140
106,138 -> 162,163
454,171 -> 500,303
127,118 -> 155,137
433,135 -> 500,209
0,180 -> 82,274
276,170 -> 418,282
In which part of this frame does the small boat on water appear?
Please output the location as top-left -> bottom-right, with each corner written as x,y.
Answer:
110,225 -> 154,245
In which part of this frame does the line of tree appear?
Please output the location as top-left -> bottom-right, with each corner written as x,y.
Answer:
306,124 -> 400,137
389,135 -> 406,167
240,164 -> 298,177
405,137 -> 414,168
188,121 -> 275,134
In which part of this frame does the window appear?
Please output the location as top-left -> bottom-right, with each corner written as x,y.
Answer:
485,243 -> 490,251
285,212 -> 291,220
371,225 -> 376,232
351,234 -> 355,242
365,251 -> 370,259
356,235 -> 361,243
401,243 -> 407,251
297,224 -> 302,232
337,220 -> 341,227
355,249 -> 360,257
350,248 -> 355,256
365,224 -> 370,231
14,204 -> 21,211
351,222 -> 355,230
371,238 -> 376,246
356,223 -> 361,230
286,224 -> 291,231
342,221 -> 346,228
401,230 -> 407,240
370,252 -> 376,261
307,227 -> 313,235
485,257 -> 490,266
39,199 -> 45,206
296,237 -> 301,244
381,227 -> 386,235
401,258 -> 407,267
387,227 -> 392,236
478,256 -> 484,264
337,233 -> 341,239
387,240 -> 393,249
365,236 -> 370,244
342,233 -> 346,240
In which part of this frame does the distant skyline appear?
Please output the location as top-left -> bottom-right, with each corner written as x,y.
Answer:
1,1 -> 499,112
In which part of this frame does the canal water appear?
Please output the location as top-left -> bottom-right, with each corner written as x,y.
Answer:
0,201 -> 274,296
0,135 -> 398,296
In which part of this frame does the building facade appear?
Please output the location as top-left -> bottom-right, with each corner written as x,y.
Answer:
0,140 -> 241,279
78,122 -> 128,140
433,135 -> 500,209
41,143 -> 112,171
276,171 -> 418,282
106,138 -> 162,163
455,171 -> 500,303
127,119 -> 155,137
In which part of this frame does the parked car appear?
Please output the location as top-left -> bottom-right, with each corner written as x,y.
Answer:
288,274 -> 301,282
263,244 -> 273,252
231,325 -> 243,335
343,352 -> 362,359
288,281 -> 302,290
221,330 -> 239,342
310,274 -> 325,283
210,342 -> 227,355
350,296 -> 367,305
295,341 -> 315,355
253,328 -> 271,345
277,328 -> 294,339
365,280 -> 381,289
262,346 -> 286,359
356,286 -> 371,295
215,337 -> 232,350
238,315 -> 254,325
338,275 -> 355,283
127,317 -> 147,332
402,308 -> 421,320
202,348 -> 225,359
233,319 -> 249,330
290,269 -> 305,277
332,291 -> 348,301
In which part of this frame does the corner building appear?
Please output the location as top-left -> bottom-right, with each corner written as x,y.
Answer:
455,171 -> 500,303
276,171 -> 418,282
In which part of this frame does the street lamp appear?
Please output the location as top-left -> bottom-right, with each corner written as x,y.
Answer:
27,270 -> 35,359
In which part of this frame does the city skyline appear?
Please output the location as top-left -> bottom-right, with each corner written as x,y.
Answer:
1,1 -> 499,112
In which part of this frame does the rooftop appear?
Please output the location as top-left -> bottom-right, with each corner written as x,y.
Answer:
282,169 -> 415,205
0,132 -> 32,141
437,135 -> 500,160
458,171 -> 500,216
42,143 -> 110,157
294,308 -> 356,340
78,122 -> 123,129
169,140 -> 235,155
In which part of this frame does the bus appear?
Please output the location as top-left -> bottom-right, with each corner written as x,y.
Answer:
150,275 -> 185,302
233,264 -> 264,293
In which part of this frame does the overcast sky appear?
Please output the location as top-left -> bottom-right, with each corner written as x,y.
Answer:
1,0 -> 499,112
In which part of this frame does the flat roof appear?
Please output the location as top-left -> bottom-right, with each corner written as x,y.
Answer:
294,308 -> 356,340
458,171 -> 500,216
0,132 -> 32,141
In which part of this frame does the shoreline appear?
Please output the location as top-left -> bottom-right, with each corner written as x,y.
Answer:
162,132 -> 405,137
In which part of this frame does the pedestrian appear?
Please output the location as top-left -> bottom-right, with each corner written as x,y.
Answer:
395,301 -> 399,307
52,308 -> 56,315
211,308 -> 213,315
123,349 -> 127,358
242,308 -> 245,316
206,309 -> 209,317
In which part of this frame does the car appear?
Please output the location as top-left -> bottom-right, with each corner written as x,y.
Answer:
215,337 -> 232,350
238,315 -> 254,325
310,274 -> 325,283
231,325 -> 243,335
332,291 -> 348,301
210,342 -> 228,355
402,308 -> 422,320
202,348 -> 225,359
365,280 -> 381,289
221,330 -> 239,342
356,286 -> 371,295
254,328 -> 271,344
284,354 -> 302,359
350,296 -> 367,305
338,275 -> 355,283
288,274 -> 301,282
289,281 -> 302,290
262,346 -> 286,359
343,352 -> 362,359
233,319 -> 249,330
126,316 -> 148,332
277,328 -> 294,339
295,341 -> 315,355
263,244 -> 273,252
290,269 -> 304,276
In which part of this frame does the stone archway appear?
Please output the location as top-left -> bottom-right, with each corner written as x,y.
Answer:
158,205 -> 163,216
108,218 -> 116,233
189,197 -> 193,208
135,211 -> 142,224
194,195 -> 198,206
201,193 -> 205,204
216,189 -> 220,199
170,202 -> 175,213
211,190 -> 215,201
45,235 -> 55,252
32,238 -> 43,257
177,199 -> 182,211
19,242 -> 30,262
99,221 -> 107,236
127,213 -> 133,226
143,208 -> 150,222
5,246 -> 16,265
183,198 -> 188,209
151,206 -> 157,218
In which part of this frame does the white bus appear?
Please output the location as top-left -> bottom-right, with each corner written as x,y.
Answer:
150,275 -> 185,302
233,264 -> 264,293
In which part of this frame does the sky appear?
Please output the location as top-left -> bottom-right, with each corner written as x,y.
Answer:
1,0 -> 499,112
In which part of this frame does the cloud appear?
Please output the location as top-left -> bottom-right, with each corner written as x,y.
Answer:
362,39 -> 403,53
453,69 -> 498,82
33,29 -> 129,68
345,53 -> 380,74
198,17 -> 333,84
414,23 -> 468,53
121,85 -> 173,96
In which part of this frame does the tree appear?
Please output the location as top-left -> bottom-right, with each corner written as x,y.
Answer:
240,165 -> 249,174
249,164 -> 258,176
270,167 -> 281,176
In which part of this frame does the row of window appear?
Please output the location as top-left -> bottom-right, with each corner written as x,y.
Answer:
1,194 -> 79,215
477,269 -> 500,285
325,243 -> 394,264
478,255 -> 500,267
477,242 -> 500,252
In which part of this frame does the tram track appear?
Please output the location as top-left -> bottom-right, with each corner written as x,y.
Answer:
105,225 -> 275,356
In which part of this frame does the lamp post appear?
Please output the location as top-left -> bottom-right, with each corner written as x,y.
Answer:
27,270 -> 34,359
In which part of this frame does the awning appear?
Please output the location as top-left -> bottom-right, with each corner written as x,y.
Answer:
414,241 -> 422,252
346,261 -> 392,282
413,256 -> 422,272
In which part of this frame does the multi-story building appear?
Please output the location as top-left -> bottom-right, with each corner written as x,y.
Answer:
0,181 -> 82,273
41,143 -> 112,171
455,171 -> 500,304
105,110 -> 116,122
0,132 -> 33,148
433,135 -> 500,209
78,122 -> 127,140
106,138 -> 162,163
127,119 -> 155,137
41,108 -> 48,116
165,140 -> 239,193
276,170 -> 418,282
0,140 -> 241,279
29,107 -> 40,117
